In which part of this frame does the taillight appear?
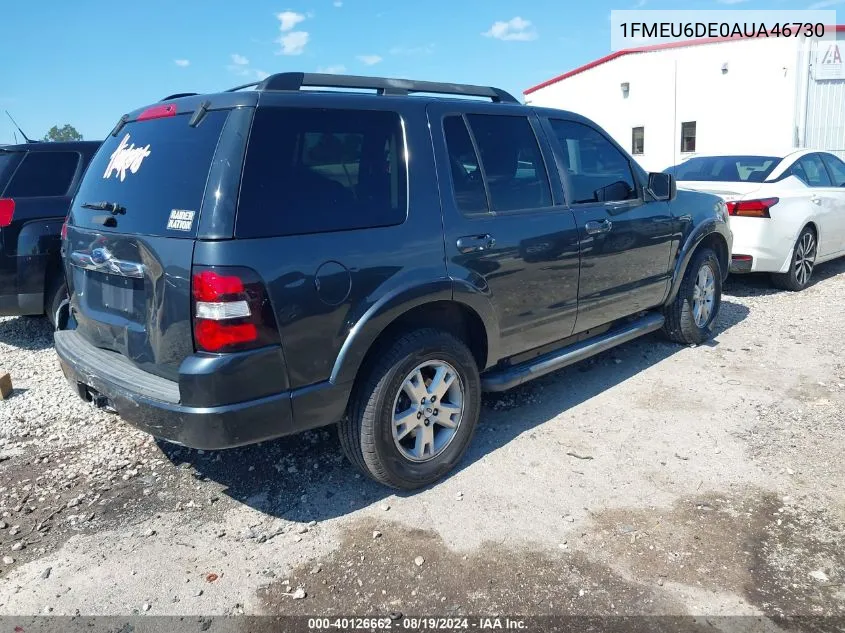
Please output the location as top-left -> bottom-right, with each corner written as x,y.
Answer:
191,266 -> 279,353
137,104 -> 177,122
61,219 -> 68,240
0,198 -> 15,228
726,197 -> 778,218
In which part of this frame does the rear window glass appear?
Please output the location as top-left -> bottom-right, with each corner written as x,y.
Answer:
5,151 -> 79,197
237,107 -> 408,238
69,111 -> 228,237
667,156 -> 781,183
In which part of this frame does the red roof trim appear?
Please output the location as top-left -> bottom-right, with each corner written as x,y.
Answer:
524,25 -> 845,95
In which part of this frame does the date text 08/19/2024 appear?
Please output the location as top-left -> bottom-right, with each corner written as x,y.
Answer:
307,617 -> 528,630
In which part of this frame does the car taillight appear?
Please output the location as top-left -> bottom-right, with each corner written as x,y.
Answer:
61,219 -> 68,240
0,198 -> 15,228
137,104 -> 177,121
726,197 -> 778,218
191,266 -> 280,353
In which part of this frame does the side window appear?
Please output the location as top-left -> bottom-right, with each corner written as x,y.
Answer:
442,116 -> 488,215
798,154 -> 832,187
550,119 -> 638,205
790,161 -> 809,184
5,152 -> 80,198
237,108 -> 407,238
821,153 -> 845,187
465,114 -> 552,212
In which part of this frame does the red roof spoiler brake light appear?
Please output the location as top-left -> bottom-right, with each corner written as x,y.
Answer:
137,104 -> 177,122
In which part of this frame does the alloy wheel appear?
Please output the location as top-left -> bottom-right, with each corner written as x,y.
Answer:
392,360 -> 464,462
692,264 -> 716,328
794,231 -> 816,287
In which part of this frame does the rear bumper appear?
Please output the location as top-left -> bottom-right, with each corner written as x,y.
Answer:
728,217 -> 794,273
54,330 -> 350,449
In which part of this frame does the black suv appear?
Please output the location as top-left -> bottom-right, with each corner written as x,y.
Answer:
55,73 -> 731,489
0,141 -> 100,326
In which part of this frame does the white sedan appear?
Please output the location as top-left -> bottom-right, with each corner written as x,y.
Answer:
668,150 -> 845,290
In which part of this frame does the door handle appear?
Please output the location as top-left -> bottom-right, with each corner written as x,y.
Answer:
585,219 -> 613,235
811,196 -> 822,205
456,234 -> 495,254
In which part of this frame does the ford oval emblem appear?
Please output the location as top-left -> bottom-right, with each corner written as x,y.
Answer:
91,247 -> 109,264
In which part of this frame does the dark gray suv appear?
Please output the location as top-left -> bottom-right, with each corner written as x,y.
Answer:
55,73 -> 731,489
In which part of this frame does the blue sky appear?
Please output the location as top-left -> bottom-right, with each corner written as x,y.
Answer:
0,0 -> 839,143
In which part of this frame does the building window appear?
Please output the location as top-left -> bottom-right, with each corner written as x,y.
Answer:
632,127 -> 644,155
681,121 -> 696,153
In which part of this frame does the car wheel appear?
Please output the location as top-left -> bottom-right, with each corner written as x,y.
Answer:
771,227 -> 817,291
338,328 -> 481,490
662,247 -> 722,345
45,276 -> 69,330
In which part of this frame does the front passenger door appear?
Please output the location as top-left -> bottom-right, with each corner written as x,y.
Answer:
546,118 -> 674,334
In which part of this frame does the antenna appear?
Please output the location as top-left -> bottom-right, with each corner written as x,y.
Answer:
5,111 -> 33,143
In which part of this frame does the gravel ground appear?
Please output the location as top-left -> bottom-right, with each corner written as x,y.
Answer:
0,259 -> 844,627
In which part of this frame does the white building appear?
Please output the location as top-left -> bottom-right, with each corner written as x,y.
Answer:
524,28 -> 845,172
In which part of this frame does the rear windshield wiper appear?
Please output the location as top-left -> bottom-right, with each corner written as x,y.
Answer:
81,201 -> 126,215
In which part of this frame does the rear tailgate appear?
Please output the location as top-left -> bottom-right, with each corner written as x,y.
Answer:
65,108 -> 232,381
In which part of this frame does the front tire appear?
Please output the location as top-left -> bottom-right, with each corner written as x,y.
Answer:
338,329 -> 481,490
771,227 -> 817,291
663,248 -> 722,345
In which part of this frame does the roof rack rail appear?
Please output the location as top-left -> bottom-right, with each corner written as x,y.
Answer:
226,82 -> 260,93
234,72 -> 518,103
161,93 -> 200,101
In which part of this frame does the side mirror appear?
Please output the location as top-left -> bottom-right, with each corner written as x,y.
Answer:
647,172 -> 676,202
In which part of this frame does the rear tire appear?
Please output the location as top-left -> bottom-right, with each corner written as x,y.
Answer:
45,276 -> 68,330
771,226 -> 817,292
662,247 -> 722,345
338,328 -> 481,490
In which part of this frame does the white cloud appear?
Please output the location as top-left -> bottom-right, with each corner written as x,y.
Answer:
483,17 -> 538,41
274,11 -> 310,55
277,10 -> 306,31
226,54 -> 267,81
318,64 -> 347,74
808,0 -> 843,7
357,54 -> 383,65
174,59 -> 190,67
333,1 -> 342,6
278,31 -> 310,55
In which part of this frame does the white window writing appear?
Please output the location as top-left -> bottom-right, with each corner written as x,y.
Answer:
103,134 -> 152,181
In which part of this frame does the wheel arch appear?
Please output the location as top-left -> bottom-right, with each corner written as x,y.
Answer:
665,222 -> 730,305
330,281 -> 498,388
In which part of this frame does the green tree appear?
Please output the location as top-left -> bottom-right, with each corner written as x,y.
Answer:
42,124 -> 83,142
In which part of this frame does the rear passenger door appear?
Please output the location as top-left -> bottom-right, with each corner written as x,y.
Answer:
427,102 -> 580,360
544,118 -> 674,333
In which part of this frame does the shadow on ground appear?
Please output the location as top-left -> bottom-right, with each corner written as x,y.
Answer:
0,315 -> 54,351
160,301 -> 749,522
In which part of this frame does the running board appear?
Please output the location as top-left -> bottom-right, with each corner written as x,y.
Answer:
481,312 -> 665,392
